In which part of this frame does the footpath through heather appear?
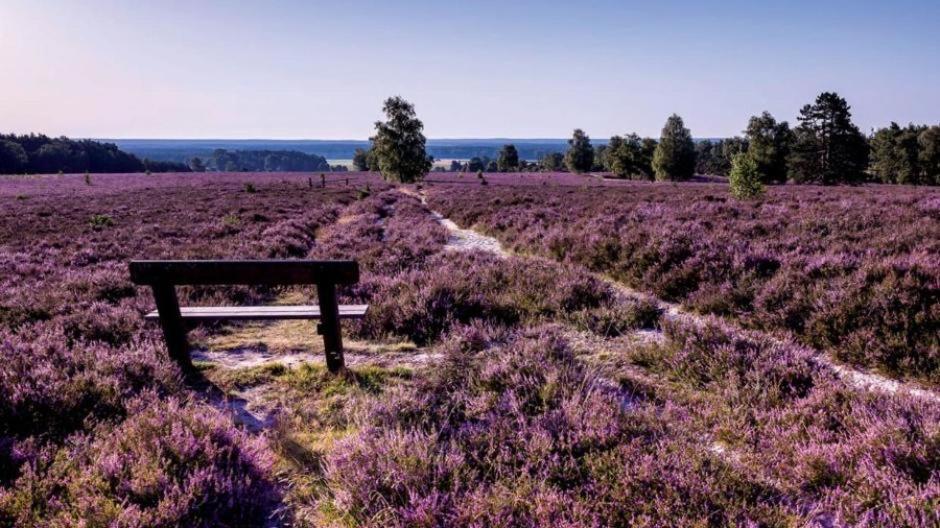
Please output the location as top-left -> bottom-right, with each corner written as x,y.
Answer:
409,186 -> 940,404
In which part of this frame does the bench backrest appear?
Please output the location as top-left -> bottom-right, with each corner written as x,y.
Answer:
129,259 -> 359,286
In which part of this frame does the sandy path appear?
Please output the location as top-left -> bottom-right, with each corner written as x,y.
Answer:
413,187 -> 940,404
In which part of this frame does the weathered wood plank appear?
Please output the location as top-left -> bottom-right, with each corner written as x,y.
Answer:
129,260 -> 359,286
143,304 -> 369,321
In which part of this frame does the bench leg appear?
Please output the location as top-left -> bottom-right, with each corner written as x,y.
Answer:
151,283 -> 193,372
316,282 -> 345,373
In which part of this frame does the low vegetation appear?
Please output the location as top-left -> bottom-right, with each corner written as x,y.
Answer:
1,160 -> 937,524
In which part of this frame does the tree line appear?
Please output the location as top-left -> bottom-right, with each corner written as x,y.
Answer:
191,149 -> 343,172
583,92 -> 938,185
0,133 -> 189,175
363,92 -> 938,186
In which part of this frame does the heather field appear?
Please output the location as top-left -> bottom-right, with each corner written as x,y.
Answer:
1,171 -> 939,527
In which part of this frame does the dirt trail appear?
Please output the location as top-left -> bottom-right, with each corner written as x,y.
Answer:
410,187 -> 940,405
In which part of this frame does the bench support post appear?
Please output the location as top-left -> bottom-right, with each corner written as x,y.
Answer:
151,282 -> 192,372
316,282 -> 345,373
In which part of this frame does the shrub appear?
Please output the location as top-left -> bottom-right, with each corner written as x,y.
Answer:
88,214 -> 115,230
321,328 -> 790,526
728,153 -> 765,199
569,299 -> 662,337
0,395 -> 276,527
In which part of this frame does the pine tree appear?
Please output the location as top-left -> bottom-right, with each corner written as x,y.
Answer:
652,114 -> 696,181
564,129 -> 594,173
497,144 -> 520,172
370,96 -> 432,183
787,92 -> 869,184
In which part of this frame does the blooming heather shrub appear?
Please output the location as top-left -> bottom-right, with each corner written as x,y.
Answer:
646,319 -> 940,524
355,252 -> 616,344
805,256 -> 940,381
0,395 -> 276,527
311,189 -> 449,276
0,173 -> 382,522
322,327 -> 792,526
429,181 -> 940,383
0,328 -> 181,443
258,207 -> 340,258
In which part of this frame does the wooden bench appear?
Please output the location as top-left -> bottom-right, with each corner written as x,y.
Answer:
129,259 -> 366,373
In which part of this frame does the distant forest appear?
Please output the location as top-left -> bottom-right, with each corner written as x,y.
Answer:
110,138 -> 606,164
195,149 -> 339,172
0,134 -> 188,174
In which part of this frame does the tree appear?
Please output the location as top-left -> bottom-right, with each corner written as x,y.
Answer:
870,123 -> 925,184
467,157 -> 486,172
594,145 -> 608,171
787,92 -> 869,184
189,156 -> 206,172
540,152 -> 564,171
728,153 -> 764,199
370,96 -> 432,183
497,144 -> 520,172
607,133 -> 654,180
745,112 -> 793,183
652,114 -> 696,181
695,140 -> 716,175
352,147 -> 373,171
449,160 -> 463,172
918,125 -> 940,185
564,129 -> 594,173
0,140 -> 28,174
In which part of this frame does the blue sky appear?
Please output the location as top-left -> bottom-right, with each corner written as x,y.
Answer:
1,0 -> 937,139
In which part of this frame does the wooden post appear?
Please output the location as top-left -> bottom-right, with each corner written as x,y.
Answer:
316,282 -> 345,373
151,282 -> 192,371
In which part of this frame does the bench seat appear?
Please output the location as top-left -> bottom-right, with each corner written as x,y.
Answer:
144,304 -> 369,321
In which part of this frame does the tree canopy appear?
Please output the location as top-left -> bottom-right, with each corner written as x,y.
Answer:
497,144 -> 520,172
564,129 -> 594,173
870,123 -> 940,185
370,96 -> 432,183
352,147 -> 374,171
745,112 -> 793,184
540,152 -> 564,172
787,92 -> 868,184
204,149 -> 330,172
0,133 -> 188,175
652,114 -> 696,181
606,133 -> 655,180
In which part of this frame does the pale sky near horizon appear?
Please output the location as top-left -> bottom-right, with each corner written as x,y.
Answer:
1,0 -> 938,139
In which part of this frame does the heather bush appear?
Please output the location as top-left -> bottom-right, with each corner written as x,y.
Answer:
322,327 -> 793,526
356,252 -> 616,344
0,328 -> 181,443
0,395 -> 276,527
430,182 -> 940,384
641,320 -> 940,524
0,173 -> 383,523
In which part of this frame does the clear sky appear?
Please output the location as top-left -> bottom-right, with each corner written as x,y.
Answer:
1,0 -> 938,139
